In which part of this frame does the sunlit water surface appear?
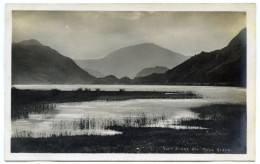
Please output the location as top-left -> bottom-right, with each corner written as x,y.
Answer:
12,85 -> 246,138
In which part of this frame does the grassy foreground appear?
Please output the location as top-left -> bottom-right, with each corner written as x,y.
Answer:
11,103 -> 246,154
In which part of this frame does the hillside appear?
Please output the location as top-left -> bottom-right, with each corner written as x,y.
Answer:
134,29 -> 247,87
75,43 -> 188,78
12,40 -> 95,84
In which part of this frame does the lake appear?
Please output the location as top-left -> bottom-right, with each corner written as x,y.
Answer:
12,85 -> 246,138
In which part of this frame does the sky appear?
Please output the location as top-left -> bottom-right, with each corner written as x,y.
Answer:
12,11 -> 246,59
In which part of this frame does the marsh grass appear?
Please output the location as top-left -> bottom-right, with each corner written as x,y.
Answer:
12,113 -> 172,138
11,104 -> 247,153
11,103 -> 56,120
12,112 -> 209,138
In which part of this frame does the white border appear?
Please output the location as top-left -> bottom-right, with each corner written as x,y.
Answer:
4,3 -> 256,161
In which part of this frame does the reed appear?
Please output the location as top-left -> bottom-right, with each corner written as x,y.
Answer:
11,104 -> 246,153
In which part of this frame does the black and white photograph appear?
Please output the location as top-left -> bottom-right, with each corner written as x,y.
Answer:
4,3 -> 256,161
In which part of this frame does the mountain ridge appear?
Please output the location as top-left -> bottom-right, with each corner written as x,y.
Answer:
134,28 -> 247,87
12,41 -> 95,84
12,28 -> 246,87
75,43 -> 188,78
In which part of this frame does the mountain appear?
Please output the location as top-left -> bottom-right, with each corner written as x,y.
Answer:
94,75 -> 119,84
83,68 -> 105,78
134,29 -> 247,87
94,75 -> 133,84
12,40 -> 96,84
136,66 -> 169,77
75,43 -> 188,78
118,77 -> 132,84
13,28 -> 246,86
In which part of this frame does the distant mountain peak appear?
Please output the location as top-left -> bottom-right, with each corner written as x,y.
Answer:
18,39 -> 42,46
137,43 -> 158,46
75,42 -> 187,78
126,43 -> 167,50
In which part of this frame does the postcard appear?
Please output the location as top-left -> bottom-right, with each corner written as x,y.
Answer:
5,3 -> 256,161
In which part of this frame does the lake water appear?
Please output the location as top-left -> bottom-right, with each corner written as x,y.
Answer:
12,85 -> 246,138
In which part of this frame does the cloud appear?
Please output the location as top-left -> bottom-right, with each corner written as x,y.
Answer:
12,11 -> 246,59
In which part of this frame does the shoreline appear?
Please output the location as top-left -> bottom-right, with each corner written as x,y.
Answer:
11,88 -> 201,120
11,88 -> 201,103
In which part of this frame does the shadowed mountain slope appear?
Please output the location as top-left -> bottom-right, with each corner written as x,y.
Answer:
134,29 -> 247,87
12,40 -> 95,84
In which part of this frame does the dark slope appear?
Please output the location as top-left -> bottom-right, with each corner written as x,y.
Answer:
75,43 -> 188,78
134,29 -> 247,87
94,75 -> 118,84
12,40 -> 96,84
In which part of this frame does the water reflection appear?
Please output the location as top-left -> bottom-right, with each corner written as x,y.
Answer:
12,99 -> 205,138
11,86 -> 246,138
